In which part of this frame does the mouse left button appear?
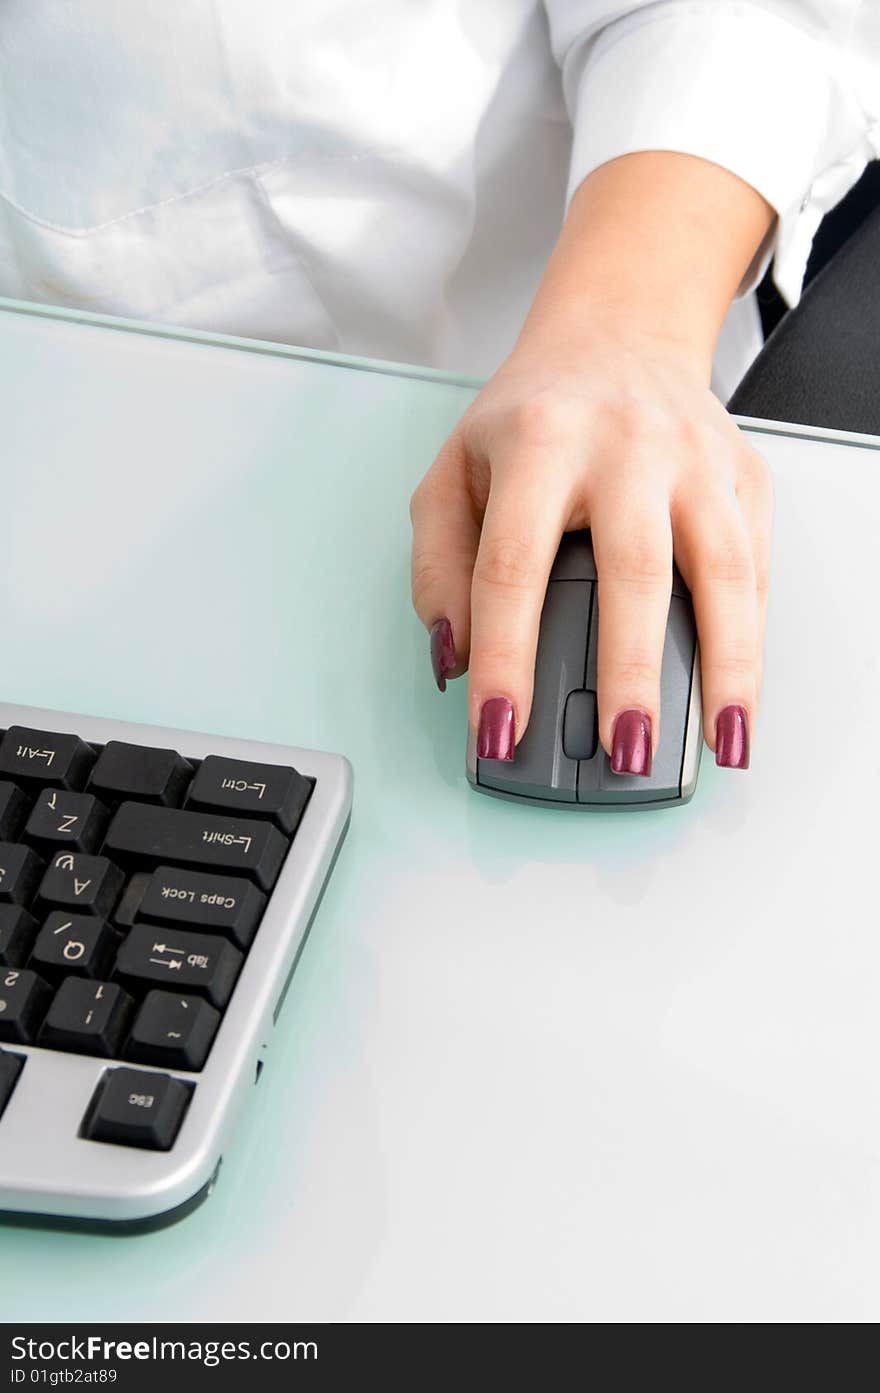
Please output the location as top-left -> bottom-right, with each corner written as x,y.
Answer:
476,581 -> 592,803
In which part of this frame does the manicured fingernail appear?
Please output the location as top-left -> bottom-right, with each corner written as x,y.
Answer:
610,709 -> 652,776
477,697 -> 515,761
430,618 -> 456,692
715,705 -> 750,769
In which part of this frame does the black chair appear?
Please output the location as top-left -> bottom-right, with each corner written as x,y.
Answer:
730,198 -> 880,436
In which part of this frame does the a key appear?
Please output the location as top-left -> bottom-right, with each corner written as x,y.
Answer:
185,755 -> 311,835
0,782 -> 29,841
88,741 -> 194,808
0,1049 -> 23,1119
0,727 -> 95,792
125,991 -> 220,1071
23,789 -> 109,855
0,968 -> 52,1043
29,913 -> 116,981
0,843 -> 45,906
104,802 -> 288,891
34,852 -> 124,920
37,979 -> 133,1057
0,906 -> 39,967
114,923 -> 243,1008
118,865 -> 266,950
83,1067 -> 192,1150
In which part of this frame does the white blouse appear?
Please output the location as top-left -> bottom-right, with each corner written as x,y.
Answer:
0,0 -> 877,397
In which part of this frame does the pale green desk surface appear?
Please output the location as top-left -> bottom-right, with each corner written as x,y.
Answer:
1,299 -> 879,1322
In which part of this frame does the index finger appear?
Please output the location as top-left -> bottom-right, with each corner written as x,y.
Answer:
467,453 -> 569,759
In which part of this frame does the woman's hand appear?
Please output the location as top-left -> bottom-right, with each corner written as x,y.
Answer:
410,153 -> 775,771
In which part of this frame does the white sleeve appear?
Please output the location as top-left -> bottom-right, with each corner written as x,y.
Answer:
543,0 -> 880,303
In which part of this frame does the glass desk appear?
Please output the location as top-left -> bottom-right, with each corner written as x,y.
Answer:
0,297 -> 878,1321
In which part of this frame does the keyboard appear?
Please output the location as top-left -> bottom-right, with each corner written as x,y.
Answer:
0,703 -> 352,1232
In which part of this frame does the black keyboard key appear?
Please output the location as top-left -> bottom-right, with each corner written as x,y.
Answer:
88,741 -> 194,808
0,843 -> 45,906
115,924 -> 243,1008
24,789 -> 109,855
34,852 -> 124,919
38,979 -> 133,1057
0,1049 -> 23,1118
185,755 -> 311,834
83,1067 -> 191,1150
0,906 -> 39,967
104,802 -> 288,891
127,865 -> 266,949
0,967 -> 51,1043
125,991 -> 220,1071
0,782 -> 29,841
113,871 -> 151,929
0,726 -> 95,792
29,912 -> 116,981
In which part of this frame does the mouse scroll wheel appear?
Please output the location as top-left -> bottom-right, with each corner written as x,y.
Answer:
562,690 -> 598,761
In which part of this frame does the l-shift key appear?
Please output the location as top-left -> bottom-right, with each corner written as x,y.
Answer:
103,803 -> 288,891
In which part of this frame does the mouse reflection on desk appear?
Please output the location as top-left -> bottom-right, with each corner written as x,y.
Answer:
466,530 -> 702,810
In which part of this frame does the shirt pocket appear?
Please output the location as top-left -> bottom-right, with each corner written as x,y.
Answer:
0,168 -> 340,351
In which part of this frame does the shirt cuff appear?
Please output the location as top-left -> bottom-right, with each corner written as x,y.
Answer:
562,2 -> 879,304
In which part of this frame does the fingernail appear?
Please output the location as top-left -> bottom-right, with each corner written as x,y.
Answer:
477,697 -> 515,761
430,618 -> 456,692
610,709 -> 652,776
715,705 -> 750,769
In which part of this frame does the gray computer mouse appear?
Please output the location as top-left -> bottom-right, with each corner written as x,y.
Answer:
466,529 -> 702,809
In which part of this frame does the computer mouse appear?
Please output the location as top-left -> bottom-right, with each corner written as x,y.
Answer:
466,529 -> 702,809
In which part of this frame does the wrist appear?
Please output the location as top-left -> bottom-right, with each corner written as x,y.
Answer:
514,291 -> 716,383
515,151 -> 775,381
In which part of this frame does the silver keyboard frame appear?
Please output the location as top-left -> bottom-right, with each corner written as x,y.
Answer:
0,702 -> 353,1227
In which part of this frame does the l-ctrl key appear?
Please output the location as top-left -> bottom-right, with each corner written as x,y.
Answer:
185,755 -> 311,834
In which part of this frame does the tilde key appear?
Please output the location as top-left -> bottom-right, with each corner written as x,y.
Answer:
114,923 -> 243,1008
125,991 -> 221,1072
104,802 -> 289,890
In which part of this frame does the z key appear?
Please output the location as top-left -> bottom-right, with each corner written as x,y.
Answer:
24,790 -> 110,855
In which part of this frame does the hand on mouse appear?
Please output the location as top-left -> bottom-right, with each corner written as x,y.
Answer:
410,152 -> 775,772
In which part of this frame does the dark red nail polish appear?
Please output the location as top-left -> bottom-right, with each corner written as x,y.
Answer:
477,697 -> 515,761
610,709 -> 652,776
715,705 -> 750,769
430,618 -> 456,692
